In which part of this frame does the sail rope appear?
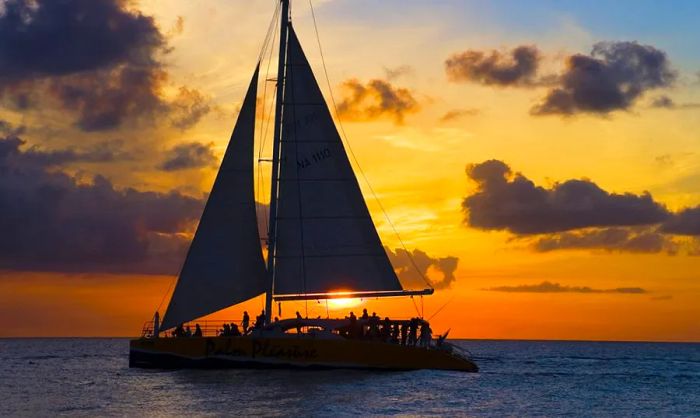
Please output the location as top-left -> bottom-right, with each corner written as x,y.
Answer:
256,2 -> 281,241
307,0 -> 434,292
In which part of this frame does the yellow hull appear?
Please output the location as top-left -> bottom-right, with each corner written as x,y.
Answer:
129,336 -> 478,372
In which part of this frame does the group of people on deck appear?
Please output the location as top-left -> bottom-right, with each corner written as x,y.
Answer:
340,309 -> 433,347
169,308 -> 433,346
172,323 -> 203,338
171,309 -> 270,338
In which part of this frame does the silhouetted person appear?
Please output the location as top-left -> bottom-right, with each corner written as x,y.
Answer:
382,317 -> 391,341
231,323 -> 241,336
348,311 -> 358,338
368,312 -> 379,338
242,311 -> 250,334
391,323 -> 400,344
295,311 -> 303,334
400,323 -> 408,345
408,319 -> 418,346
194,323 -> 203,337
254,310 -> 265,329
185,325 -> 193,337
174,324 -> 185,338
419,323 -> 432,347
221,323 -> 231,336
361,309 -> 369,320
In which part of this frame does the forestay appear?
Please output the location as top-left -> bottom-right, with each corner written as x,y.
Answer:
272,27 -> 404,296
162,67 -> 267,330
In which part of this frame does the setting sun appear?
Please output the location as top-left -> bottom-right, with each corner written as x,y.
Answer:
327,297 -> 363,311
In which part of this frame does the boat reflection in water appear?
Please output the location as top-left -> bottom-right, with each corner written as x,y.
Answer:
129,0 -> 477,373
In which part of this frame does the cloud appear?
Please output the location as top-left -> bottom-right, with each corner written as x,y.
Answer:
484,281 -> 647,294
170,87 -> 212,130
337,78 -> 419,124
385,247 -> 458,289
0,135 -> 203,274
0,0 -> 211,132
159,142 -> 217,171
532,41 -> 676,115
18,139 -> 131,166
650,95 -> 700,110
532,228 -> 678,254
661,206 -> 700,236
445,45 -> 541,87
440,108 -> 480,122
463,159 -> 670,234
384,65 -> 413,80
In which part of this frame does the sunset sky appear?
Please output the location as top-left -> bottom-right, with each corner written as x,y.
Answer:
1,0 -> 699,341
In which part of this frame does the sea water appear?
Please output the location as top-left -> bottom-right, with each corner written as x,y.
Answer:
1,339 -> 698,416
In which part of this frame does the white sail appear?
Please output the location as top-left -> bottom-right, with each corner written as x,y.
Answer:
161,67 -> 267,329
271,27 -> 404,296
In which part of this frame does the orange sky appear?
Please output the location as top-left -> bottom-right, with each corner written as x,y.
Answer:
1,1 -> 699,341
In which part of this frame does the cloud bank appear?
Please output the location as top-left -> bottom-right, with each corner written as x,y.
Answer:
0,134 -> 203,274
462,159 -> 700,255
484,281 -> 646,294
446,41 -> 677,116
0,0 -> 210,131
463,159 -> 670,234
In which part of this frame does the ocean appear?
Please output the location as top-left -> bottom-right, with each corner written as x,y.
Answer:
0,339 -> 698,417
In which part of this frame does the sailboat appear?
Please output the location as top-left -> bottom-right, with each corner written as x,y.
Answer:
129,0 -> 477,373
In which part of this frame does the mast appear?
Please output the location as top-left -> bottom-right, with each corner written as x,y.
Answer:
265,0 -> 290,323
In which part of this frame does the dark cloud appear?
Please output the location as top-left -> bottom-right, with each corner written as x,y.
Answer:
337,78 -> 419,124
0,118 -> 24,135
463,160 -> 670,234
484,281 -> 646,294
532,41 -> 676,115
650,95 -> 700,110
445,45 -> 541,87
385,247 -> 458,290
0,0 -> 164,80
661,206 -> 700,236
532,228 -> 678,254
0,135 -> 203,274
19,139 -> 131,166
170,87 -> 212,130
651,95 -> 675,109
440,108 -> 480,122
0,0 -> 210,132
159,142 -> 217,171
384,65 -> 413,80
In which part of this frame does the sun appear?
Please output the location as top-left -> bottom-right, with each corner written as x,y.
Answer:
327,297 -> 363,310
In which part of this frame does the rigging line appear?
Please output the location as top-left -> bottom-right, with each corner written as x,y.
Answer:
257,5 -> 281,238
257,1 -> 280,64
258,5 -> 280,160
410,295 -> 421,317
307,0 -> 433,291
428,294 -> 455,322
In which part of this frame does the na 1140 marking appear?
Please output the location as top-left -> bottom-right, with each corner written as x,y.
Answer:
297,147 -> 331,169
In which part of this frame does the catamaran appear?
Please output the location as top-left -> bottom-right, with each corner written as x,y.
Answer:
129,0 -> 477,372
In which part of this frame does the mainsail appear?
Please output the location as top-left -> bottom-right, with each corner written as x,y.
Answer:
271,27 -> 405,297
161,67 -> 267,330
